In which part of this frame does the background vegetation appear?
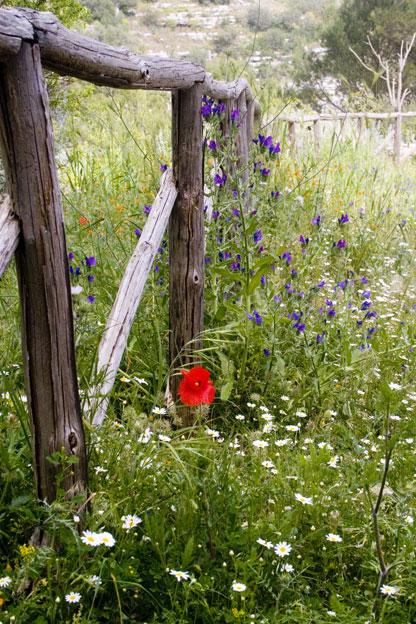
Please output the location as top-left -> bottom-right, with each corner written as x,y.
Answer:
0,1 -> 416,623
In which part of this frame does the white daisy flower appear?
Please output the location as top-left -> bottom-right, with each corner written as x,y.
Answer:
285,425 -> 300,432
274,541 -> 292,557
121,514 -> 142,530
0,576 -> 12,588
380,584 -> 400,596
152,406 -> 167,415
99,532 -> 116,547
326,533 -> 343,543
81,530 -> 101,547
231,581 -> 247,592
275,438 -> 290,447
158,434 -> 172,442
65,592 -> 81,603
295,493 -> 313,505
252,440 -> 269,448
281,563 -> 294,573
169,569 -> 190,581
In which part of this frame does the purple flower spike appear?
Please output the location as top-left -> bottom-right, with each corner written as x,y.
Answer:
135,228 -> 142,237
253,229 -> 263,243
144,205 -> 152,215
260,168 -> 270,177
208,140 -> 217,151
85,256 -> 96,267
293,322 -> 305,333
87,295 -> 95,304
311,215 -> 321,226
269,142 -> 281,155
336,239 -> 346,249
68,252 -> 74,261
338,213 -> 349,224
214,173 -> 227,187
231,109 -> 240,122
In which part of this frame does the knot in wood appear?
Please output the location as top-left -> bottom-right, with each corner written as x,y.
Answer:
68,431 -> 78,452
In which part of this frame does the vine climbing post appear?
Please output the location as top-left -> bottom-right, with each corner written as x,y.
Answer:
169,83 -> 204,425
0,42 -> 87,503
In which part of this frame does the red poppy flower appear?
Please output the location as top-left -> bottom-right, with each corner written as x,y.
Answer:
178,366 -> 215,406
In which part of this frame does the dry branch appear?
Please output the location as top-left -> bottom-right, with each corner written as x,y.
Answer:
0,195 -> 19,278
91,169 -> 177,427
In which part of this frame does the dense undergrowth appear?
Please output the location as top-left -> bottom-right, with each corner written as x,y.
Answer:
0,83 -> 416,623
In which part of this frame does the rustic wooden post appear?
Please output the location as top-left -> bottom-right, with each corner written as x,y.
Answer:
313,118 -> 321,153
169,83 -> 204,425
246,97 -> 255,146
288,120 -> 297,153
236,90 -> 249,183
0,42 -> 87,503
394,113 -> 402,161
357,116 -> 363,146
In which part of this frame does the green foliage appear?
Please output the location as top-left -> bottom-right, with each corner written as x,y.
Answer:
0,0 -> 89,27
308,0 -> 416,97
1,79 -> 416,622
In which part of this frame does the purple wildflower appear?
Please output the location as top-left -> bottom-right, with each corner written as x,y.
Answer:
85,256 -> 96,267
311,215 -> 321,226
338,213 -> 349,224
336,239 -> 346,249
253,229 -> 263,243
87,295 -> 95,304
208,140 -> 217,151
293,322 -> 305,332
144,205 -> 152,215
214,173 -> 227,187
160,164 -> 168,172
135,228 -> 142,237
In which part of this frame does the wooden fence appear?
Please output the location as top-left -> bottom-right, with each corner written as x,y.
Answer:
279,111 -> 416,160
0,7 -> 260,504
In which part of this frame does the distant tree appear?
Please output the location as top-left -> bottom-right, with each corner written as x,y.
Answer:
310,0 -> 416,96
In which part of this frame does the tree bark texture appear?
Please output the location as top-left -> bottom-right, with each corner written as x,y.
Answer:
169,84 -> 204,426
0,42 -> 87,503
0,195 -> 19,278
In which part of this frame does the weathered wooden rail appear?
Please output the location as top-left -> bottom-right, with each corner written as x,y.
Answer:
0,7 -> 260,503
279,111 -> 416,159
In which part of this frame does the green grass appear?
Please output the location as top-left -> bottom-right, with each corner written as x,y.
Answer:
0,84 -> 416,622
